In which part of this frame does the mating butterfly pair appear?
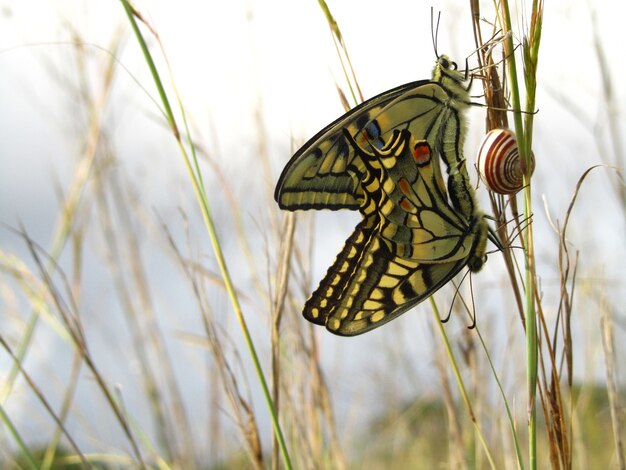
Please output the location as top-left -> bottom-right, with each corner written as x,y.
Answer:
274,55 -> 489,336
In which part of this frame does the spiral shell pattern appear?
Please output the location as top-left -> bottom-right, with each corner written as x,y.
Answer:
477,128 -> 535,195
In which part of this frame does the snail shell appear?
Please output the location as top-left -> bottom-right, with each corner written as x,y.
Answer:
477,128 -> 535,195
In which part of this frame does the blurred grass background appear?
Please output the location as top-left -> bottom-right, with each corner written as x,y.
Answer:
0,0 -> 625,468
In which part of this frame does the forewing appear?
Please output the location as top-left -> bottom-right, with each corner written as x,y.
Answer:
354,131 -> 475,263
275,80 -> 455,211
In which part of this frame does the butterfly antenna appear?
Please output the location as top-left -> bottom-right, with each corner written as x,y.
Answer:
431,8 -> 441,58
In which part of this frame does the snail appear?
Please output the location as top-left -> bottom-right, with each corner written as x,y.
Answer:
476,128 -> 535,195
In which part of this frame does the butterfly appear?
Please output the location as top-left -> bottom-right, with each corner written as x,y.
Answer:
274,55 -> 488,335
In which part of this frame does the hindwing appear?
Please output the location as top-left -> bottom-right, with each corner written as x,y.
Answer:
303,212 -> 470,336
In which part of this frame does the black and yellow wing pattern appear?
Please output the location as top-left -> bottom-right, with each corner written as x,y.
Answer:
274,55 -> 488,336
302,130 -> 486,335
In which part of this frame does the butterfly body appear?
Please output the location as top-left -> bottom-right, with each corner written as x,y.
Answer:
275,56 -> 487,335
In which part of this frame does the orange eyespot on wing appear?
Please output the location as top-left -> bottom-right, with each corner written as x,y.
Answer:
412,141 -> 432,165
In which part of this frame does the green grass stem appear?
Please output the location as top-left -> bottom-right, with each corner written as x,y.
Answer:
498,1 -> 543,467
0,402 -> 38,469
430,298 -> 497,470
119,1 -> 292,468
474,325 -> 525,469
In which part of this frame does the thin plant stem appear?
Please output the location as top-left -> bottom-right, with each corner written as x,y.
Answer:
474,326 -> 525,470
0,336 -> 89,468
118,1 -> 292,467
0,34 -> 119,405
0,402 -> 38,469
498,1 -> 543,467
271,212 -> 296,469
600,300 -> 626,469
430,298 -> 497,470
41,351 -> 82,470
317,0 -> 364,105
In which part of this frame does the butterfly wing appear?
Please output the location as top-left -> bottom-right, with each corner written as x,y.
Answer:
275,80 -> 458,211
303,214 -> 468,336
303,213 -> 378,326
351,130 -> 477,263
